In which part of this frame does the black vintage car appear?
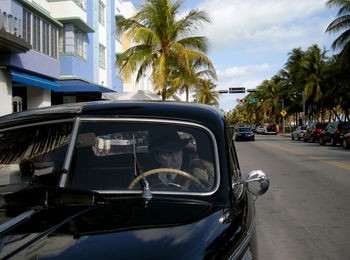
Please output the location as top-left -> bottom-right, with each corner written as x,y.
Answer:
0,101 -> 269,259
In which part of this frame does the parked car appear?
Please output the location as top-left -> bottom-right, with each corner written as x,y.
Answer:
319,122 -> 350,146
235,127 -> 255,141
0,101 -> 269,259
291,126 -> 307,140
255,125 -> 265,134
303,122 -> 328,142
342,133 -> 350,149
263,123 -> 277,135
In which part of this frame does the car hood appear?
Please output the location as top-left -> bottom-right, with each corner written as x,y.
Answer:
0,188 -> 239,259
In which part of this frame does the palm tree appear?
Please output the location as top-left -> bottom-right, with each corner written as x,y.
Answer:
326,0 -> 350,55
116,0 -> 212,100
301,45 -> 328,104
194,79 -> 219,105
168,57 -> 217,102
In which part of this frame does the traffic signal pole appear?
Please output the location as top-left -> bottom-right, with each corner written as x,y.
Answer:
282,98 -> 285,134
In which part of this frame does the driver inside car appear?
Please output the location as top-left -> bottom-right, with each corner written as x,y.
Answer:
146,130 -> 214,191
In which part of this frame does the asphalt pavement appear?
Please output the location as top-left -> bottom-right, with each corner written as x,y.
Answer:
235,134 -> 350,260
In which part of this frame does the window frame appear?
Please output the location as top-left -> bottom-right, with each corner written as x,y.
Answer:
74,28 -> 84,58
60,117 -> 221,197
98,0 -> 105,26
22,9 -> 31,44
33,14 -> 41,52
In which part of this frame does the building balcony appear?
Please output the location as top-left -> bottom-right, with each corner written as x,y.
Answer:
0,10 -> 31,53
47,0 -> 87,24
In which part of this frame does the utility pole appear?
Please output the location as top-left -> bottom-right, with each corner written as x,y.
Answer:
302,91 -> 306,125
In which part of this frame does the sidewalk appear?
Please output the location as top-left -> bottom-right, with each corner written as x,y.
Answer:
278,133 -> 291,137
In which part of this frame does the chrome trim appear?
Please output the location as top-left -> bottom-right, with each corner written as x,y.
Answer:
64,117 -> 220,197
60,117 -> 81,187
59,173 -> 68,188
0,210 -> 37,234
229,198 -> 256,260
229,233 -> 251,260
0,119 -> 75,133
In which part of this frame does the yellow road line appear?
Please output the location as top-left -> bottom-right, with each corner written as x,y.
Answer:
261,142 -> 350,171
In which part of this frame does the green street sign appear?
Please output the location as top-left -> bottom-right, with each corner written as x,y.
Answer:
247,98 -> 259,103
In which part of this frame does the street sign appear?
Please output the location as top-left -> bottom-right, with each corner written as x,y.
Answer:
247,98 -> 259,103
281,109 -> 287,117
229,87 -> 245,93
218,90 -> 229,93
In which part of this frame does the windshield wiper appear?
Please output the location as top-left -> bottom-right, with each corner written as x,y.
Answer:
132,134 -> 152,200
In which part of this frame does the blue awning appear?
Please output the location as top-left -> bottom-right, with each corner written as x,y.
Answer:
9,69 -> 60,91
55,79 -> 115,93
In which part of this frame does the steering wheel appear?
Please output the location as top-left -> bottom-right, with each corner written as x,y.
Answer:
128,168 -> 204,190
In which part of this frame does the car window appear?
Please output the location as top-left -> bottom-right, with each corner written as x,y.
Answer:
0,121 -> 73,191
238,127 -> 252,132
67,121 -> 217,193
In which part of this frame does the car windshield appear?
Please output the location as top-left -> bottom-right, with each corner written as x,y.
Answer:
67,121 -> 217,193
238,127 -> 252,132
0,120 -> 217,194
0,122 -> 73,192
300,126 -> 307,130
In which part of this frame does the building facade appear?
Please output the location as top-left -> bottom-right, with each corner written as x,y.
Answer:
0,0 -> 61,116
0,0 -> 124,116
51,0 -> 123,104
116,0 -> 154,95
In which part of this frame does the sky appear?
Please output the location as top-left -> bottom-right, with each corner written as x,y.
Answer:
126,0 -> 339,111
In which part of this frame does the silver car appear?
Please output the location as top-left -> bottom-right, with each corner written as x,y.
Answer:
292,126 -> 307,140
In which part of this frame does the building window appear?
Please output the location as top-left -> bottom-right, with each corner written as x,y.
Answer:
98,0 -> 105,26
74,29 -> 84,58
99,44 -> 105,69
42,21 -> 50,55
63,96 -> 76,104
20,9 -> 59,59
33,15 -> 41,52
51,26 -> 58,58
22,9 -> 31,44
59,28 -> 65,53
75,0 -> 87,9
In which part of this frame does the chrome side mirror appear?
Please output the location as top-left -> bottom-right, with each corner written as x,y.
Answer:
244,170 -> 270,196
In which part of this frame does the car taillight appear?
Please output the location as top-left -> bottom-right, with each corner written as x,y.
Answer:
336,128 -> 340,133
301,130 -> 305,133
316,129 -> 322,132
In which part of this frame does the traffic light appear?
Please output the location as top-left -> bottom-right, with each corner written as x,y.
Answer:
240,99 -> 246,103
259,98 -> 264,102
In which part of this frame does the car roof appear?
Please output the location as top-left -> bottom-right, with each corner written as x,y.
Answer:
0,101 -> 226,133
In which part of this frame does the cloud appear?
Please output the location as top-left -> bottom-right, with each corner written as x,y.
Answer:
214,64 -> 276,110
192,0 -> 329,52
179,0 -> 335,111
216,63 -> 274,89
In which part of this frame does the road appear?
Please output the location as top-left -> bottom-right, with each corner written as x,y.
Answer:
235,134 -> 350,260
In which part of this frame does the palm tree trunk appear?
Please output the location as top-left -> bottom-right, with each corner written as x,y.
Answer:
186,87 -> 189,102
